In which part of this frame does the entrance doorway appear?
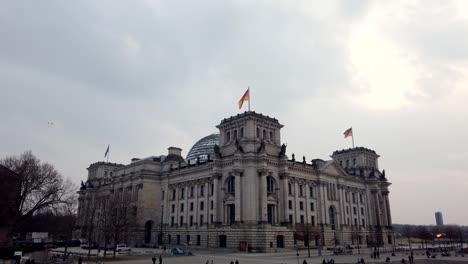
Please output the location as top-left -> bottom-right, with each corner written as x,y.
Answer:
219,235 -> 227,248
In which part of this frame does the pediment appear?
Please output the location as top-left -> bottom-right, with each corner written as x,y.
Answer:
320,160 -> 348,177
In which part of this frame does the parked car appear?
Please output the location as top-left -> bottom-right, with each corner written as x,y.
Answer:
171,247 -> 185,255
81,242 -> 98,249
116,244 -> 131,252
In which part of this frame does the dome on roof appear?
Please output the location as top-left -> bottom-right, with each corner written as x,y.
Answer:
186,133 -> 220,162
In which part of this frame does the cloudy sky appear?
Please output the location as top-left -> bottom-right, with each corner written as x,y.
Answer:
1,0 -> 467,225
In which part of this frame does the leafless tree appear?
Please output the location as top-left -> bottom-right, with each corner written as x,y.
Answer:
414,226 -> 431,249
0,151 -> 75,223
294,224 -> 320,257
401,225 -> 414,250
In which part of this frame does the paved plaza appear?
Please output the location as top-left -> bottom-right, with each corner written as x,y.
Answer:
46,248 -> 468,264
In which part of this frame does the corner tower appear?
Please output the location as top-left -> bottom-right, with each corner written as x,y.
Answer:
216,111 -> 284,157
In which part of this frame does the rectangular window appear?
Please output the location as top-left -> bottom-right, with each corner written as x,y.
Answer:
299,201 -> 304,211
300,215 -> 304,224
162,190 -> 165,200
190,202 -> 194,211
354,218 -> 358,226
345,192 -> 349,202
289,214 -> 293,224
190,215 -> 193,226
361,208 -> 364,215
210,214 -> 214,224
353,207 -> 357,215
352,193 -> 356,203
180,216 -> 184,226
288,200 -> 292,210
346,206 -> 349,214
288,183 -> 292,195
311,215 -> 315,226
190,187 -> 194,197
180,203 -> 184,212
362,219 -> 365,227
310,202 -> 315,212
359,194 -> 363,203
211,184 -> 214,196
172,190 -> 176,200
171,217 -> 174,226
200,185 -> 205,197
180,188 -> 185,199
210,200 -> 214,210
200,215 -> 204,226
309,186 -> 314,198
347,218 -> 350,225
200,201 -> 204,210
171,204 -> 175,213
299,185 -> 303,197
197,235 -> 201,246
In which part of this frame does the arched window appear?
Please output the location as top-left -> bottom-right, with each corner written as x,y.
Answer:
256,127 -> 260,137
226,177 -> 235,193
266,176 -> 275,193
329,206 -> 336,230
270,131 -> 274,141
234,129 -> 237,139
240,127 -> 244,138
226,131 -> 231,142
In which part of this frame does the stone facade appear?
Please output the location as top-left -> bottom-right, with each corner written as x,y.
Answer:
77,111 -> 393,252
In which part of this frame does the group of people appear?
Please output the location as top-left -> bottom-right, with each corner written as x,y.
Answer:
151,255 -> 163,264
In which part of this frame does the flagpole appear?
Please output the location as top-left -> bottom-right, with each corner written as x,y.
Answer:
248,86 -> 251,112
351,127 -> 355,148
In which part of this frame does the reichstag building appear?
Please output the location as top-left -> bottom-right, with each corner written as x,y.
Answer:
77,111 -> 393,252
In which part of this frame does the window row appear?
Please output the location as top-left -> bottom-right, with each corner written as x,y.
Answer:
169,184 -> 214,200
288,200 -> 315,212
170,214 -> 214,226
171,200 -> 214,213
288,214 -> 316,226
288,183 -> 316,198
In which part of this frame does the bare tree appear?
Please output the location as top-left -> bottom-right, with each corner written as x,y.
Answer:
294,224 -> 320,257
414,226 -> 431,249
0,151 -> 75,223
401,225 -> 414,250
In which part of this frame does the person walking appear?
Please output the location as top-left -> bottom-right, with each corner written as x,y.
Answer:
152,255 -> 156,264
158,255 -> 162,264
235,260 -> 239,264
78,256 -> 82,264
303,259 -> 308,264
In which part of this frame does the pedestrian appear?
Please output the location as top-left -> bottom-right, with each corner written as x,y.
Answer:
426,250 -> 431,258
230,261 -> 234,264
323,259 -> 327,264
163,245 -> 166,253
158,255 -> 162,264
386,257 -> 390,263
78,256 -> 82,264
401,258 -> 406,264
206,260 -> 209,264
360,258 -> 365,264
303,260 -> 308,264
377,250 -> 380,259
236,260 -> 239,264
152,255 -> 156,264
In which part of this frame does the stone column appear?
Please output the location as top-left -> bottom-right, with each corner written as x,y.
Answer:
213,175 -> 220,224
234,171 -> 242,223
258,169 -> 268,223
281,175 -> 289,224
384,192 -> 392,226
204,181 -> 209,225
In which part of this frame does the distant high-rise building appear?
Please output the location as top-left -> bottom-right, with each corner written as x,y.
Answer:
435,212 -> 444,226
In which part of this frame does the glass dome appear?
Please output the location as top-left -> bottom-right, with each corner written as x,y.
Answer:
186,133 -> 220,163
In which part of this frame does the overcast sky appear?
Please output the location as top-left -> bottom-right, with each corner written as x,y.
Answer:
1,0 -> 467,225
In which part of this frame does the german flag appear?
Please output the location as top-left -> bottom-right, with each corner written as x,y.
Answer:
238,88 -> 249,109
343,127 -> 353,138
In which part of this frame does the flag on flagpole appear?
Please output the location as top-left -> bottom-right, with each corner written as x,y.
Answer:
343,127 -> 353,138
104,144 -> 110,158
238,88 -> 250,109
